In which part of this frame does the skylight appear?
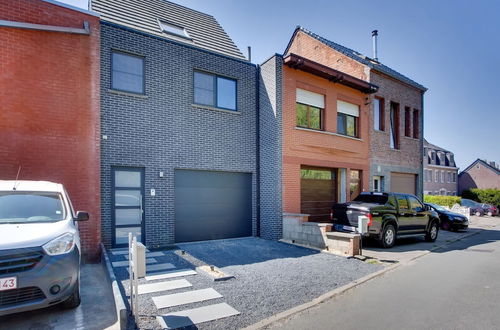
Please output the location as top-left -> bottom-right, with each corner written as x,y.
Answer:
158,20 -> 191,39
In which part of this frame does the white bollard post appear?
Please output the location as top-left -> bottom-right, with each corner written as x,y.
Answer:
128,233 -> 133,316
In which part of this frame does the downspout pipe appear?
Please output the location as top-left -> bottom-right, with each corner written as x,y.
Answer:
256,64 -> 261,237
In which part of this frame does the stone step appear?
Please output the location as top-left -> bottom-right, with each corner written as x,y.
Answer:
156,303 -> 240,329
112,258 -> 157,267
138,279 -> 192,295
153,288 -> 222,309
146,269 -> 197,281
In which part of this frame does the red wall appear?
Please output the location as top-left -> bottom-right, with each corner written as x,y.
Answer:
0,0 -> 101,261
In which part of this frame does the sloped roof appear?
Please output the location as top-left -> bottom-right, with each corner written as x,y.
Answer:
460,159 -> 500,176
287,27 -> 427,92
91,0 -> 246,60
424,139 -> 451,153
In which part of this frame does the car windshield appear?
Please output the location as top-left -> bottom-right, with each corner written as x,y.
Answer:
429,203 -> 447,212
353,193 -> 388,204
0,192 -> 66,224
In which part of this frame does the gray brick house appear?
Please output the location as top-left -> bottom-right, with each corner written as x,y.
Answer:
91,0 -> 279,248
423,139 -> 459,196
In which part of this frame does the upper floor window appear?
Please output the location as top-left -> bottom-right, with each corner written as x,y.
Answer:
373,97 -> 385,131
296,89 -> 324,130
413,109 -> 419,139
390,102 -> 400,149
194,71 -> 237,111
111,51 -> 144,94
337,100 -> 359,138
452,173 -> 456,183
404,107 -> 411,137
435,170 -> 439,182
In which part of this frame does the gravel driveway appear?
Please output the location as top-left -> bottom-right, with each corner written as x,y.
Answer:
110,237 -> 382,329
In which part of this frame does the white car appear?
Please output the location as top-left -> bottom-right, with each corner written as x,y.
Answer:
0,180 -> 89,316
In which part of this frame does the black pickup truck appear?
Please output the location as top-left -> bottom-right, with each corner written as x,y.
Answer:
331,192 -> 440,248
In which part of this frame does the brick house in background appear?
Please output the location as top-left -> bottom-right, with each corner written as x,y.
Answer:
261,36 -> 378,222
0,0 -> 101,261
458,159 -> 500,194
423,139 -> 458,195
90,0 -> 280,248
285,27 -> 427,198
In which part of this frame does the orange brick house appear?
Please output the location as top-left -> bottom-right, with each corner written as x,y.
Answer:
0,0 -> 101,260
260,50 -> 378,223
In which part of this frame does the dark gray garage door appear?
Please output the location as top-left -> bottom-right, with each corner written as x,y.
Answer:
174,170 -> 252,243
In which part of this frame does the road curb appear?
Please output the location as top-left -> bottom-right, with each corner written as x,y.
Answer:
244,227 -> 488,330
101,244 -> 128,330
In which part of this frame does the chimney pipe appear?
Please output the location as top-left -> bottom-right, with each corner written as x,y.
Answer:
247,46 -> 252,62
371,30 -> 378,61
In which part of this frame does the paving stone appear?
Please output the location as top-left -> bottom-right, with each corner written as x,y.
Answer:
138,279 -> 192,295
111,248 -> 150,256
112,258 -> 157,267
124,251 -> 164,259
156,303 -> 240,329
145,269 -> 197,281
153,288 -> 222,309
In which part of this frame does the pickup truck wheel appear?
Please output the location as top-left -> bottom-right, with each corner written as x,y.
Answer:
425,221 -> 439,242
380,224 -> 396,248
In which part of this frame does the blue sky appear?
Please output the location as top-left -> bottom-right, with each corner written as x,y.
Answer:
61,0 -> 500,170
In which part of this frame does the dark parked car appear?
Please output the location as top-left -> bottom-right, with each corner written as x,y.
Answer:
425,203 -> 469,231
461,198 -> 485,216
331,192 -> 440,248
480,203 -> 498,217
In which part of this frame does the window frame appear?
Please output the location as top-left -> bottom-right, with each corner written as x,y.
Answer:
296,102 -> 323,130
373,97 -> 385,131
193,70 -> 238,111
337,112 -> 359,138
404,106 -> 411,137
412,109 -> 419,139
390,101 -> 400,149
110,50 -> 146,95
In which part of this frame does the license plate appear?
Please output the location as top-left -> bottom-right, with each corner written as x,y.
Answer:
0,277 -> 17,291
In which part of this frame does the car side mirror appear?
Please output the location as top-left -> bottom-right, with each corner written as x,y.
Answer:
75,211 -> 89,221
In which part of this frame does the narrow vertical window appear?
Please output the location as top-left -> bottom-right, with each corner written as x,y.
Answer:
349,170 -> 361,200
404,107 -> 411,137
413,109 -> 419,139
390,102 -> 400,149
373,97 -> 384,131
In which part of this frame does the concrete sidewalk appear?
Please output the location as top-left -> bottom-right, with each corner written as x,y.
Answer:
0,262 -> 118,330
361,215 -> 499,264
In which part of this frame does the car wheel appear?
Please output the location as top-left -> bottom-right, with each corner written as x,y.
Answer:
380,224 -> 396,248
475,211 -> 481,217
61,279 -> 81,309
487,211 -> 493,217
425,221 -> 439,242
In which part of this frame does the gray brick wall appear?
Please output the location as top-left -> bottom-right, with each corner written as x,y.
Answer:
100,23 -> 259,248
259,55 -> 283,240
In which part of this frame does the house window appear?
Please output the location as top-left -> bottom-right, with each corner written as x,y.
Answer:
111,51 -> 144,94
452,173 -> 456,182
447,172 -> 451,183
158,20 -> 191,39
435,170 -> 439,182
296,89 -> 324,130
373,97 -> 384,131
350,170 -> 361,200
441,171 -> 445,183
194,71 -> 237,110
404,107 -> 411,137
337,100 -> 360,138
413,109 -> 419,139
390,102 -> 400,149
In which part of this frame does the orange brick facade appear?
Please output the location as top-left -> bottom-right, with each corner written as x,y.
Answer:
281,64 -> 370,215
0,0 -> 101,261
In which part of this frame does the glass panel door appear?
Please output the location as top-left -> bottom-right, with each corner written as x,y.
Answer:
112,168 -> 144,247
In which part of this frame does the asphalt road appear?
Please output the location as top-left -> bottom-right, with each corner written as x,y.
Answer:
270,225 -> 500,330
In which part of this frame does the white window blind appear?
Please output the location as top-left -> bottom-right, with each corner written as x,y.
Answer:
296,88 -> 324,108
337,100 -> 360,117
